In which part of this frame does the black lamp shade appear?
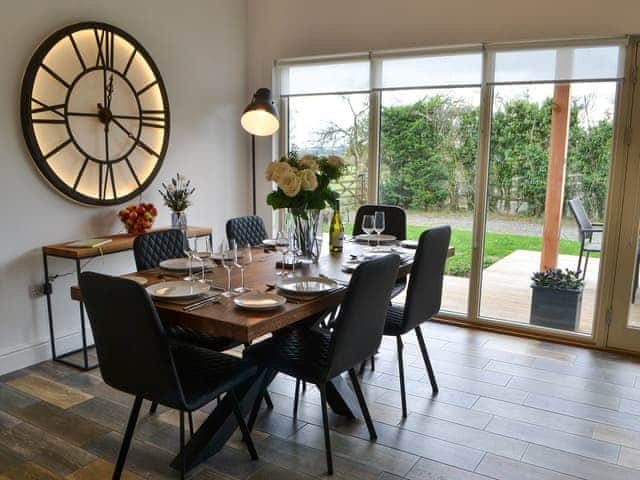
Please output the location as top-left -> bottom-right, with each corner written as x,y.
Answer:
241,88 -> 280,136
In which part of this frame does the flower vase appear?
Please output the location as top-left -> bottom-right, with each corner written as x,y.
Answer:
171,211 -> 187,231
288,209 -> 324,263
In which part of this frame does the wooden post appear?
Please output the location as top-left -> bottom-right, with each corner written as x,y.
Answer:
540,84 -> 571,271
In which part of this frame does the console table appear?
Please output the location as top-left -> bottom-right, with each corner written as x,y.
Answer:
42,226 -> 212,371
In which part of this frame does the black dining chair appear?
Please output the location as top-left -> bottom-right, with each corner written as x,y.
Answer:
133,230 -> 250,421
568,198 -> 603,279
79,272 -> 259,480
384,226 -> 451,417
243,254 -> 401,475
226,215 -> 268,247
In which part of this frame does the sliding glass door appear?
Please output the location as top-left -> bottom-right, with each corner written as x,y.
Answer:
276,38 -> 630,343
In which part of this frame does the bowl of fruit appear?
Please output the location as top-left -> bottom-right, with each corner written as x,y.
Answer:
118,203 -> 158,235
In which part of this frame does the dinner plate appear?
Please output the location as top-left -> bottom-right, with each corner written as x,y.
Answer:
234,292 -> 286,310
262,239 -> 288,247
355,234 -> 397,243
159,258 -> 214,271
122,275 -> 148,285
277,276 -> 338,294
146,281 -> 210,300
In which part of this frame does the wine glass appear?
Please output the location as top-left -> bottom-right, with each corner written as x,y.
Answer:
233,240 -> 253,293
374,211 -> 386,248
198,235 -> 214,284
285,225 -> 299,277
218,240 -> 236,297
275,231 -> 289,276
182,235 -> 199,281
362,214 -> 375,247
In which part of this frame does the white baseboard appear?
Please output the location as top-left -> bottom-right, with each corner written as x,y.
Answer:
0,330 -> 94,376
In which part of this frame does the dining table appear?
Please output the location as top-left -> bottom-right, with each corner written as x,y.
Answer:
70,236 -> 454,472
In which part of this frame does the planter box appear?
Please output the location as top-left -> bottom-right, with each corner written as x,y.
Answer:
530,285 -> 583,331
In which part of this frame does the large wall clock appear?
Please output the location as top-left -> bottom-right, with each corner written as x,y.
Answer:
21,22 -> 170,206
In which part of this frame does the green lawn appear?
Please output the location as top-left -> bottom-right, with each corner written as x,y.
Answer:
341,223 -> 589,277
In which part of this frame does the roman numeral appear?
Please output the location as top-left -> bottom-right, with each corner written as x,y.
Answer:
31,99 -> 65,119
68,34 -> 86,71
40,64 -> 70,89
95,29 -> 115,69
137,80 -> 158,96
125,157 -> 141,188
141,110 -> 166,129
73,158 -> 89,191
44,139 -> 72,159
123,49 -> 137,76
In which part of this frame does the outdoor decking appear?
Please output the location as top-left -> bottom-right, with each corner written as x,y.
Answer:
437,249 -> 640,334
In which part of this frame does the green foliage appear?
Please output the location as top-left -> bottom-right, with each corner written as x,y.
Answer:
531,268 -> 584,291
159,173 -> 195,212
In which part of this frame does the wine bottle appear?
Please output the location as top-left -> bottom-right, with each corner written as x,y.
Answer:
329,200 -> 344,253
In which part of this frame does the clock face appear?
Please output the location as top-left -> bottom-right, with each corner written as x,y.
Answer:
21,22 -> 170,206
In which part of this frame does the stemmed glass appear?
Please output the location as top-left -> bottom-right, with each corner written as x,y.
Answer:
198,235 -> 214,284
233,240 -> 253,293
219,240 -> 236,297
362,214 -> 375,247
275,231 -> 289,276
285,225 -> 298,277
374,211 -> 386,248
182,235 -> 200,281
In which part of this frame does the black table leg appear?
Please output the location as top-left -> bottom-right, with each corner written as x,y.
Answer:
170,371 -> 263,471
325,374 -> 360,419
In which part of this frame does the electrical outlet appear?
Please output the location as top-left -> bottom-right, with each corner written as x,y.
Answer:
29,284 -> 46,298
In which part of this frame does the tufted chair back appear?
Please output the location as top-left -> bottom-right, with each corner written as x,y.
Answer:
353,205 -> 407,241
226,215 -> 268,246
133,230 -> 186,271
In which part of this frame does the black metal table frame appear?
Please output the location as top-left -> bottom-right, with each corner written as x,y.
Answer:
42,231 -> 213,371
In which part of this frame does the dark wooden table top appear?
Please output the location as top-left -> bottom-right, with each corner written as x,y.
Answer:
43,226 -> 212,259
70,241 -> 454,343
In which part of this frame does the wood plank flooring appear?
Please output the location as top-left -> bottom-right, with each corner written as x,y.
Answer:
1,321 -> 640,479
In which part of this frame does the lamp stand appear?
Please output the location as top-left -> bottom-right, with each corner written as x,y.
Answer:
251,134 -> 256,215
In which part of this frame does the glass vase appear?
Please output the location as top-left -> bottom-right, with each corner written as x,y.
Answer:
171,211 -> 187,231
288,208 -> 325,263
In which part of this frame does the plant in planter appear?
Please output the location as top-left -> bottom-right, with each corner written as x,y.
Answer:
530,268 -> 584,331
159,173 -> 195,230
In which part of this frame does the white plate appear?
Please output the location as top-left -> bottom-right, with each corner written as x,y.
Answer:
146,281 -> 210,300
277,276 -> 338,294
234,292 -> 286,310
159,258 -> 215,271
122,275 -> 148,285
355,234 -> 397,243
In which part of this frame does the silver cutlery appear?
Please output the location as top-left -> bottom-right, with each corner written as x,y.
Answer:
183,295 -> 219,311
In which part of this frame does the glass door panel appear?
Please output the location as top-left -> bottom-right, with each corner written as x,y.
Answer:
379,88 -> 481,315
479,82 -> 618,335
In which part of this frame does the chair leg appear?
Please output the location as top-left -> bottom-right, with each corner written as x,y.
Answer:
230,390 -> 259,460
179,411 -> 186,480
302,380 -> 306,392
113,396 -> 143,480
396,336 -> 408,418
358,360 -> 366,375
318,383 -> 333,475
577,241 -> 585,274
149,401 -> 158,415
371,355 -> 375,371
348,369 -> 377,440
188,412 -> 194,437
264,391 -> 274,409
583,251 -> 590,280
293,379 -> 301,419
248,369 -> 271,432
415,326 -> 438,394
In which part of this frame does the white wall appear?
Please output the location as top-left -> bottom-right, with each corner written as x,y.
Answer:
0,0 -> 249,374
247,0 -> 640,221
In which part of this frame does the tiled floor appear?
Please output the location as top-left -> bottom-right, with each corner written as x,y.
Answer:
2,321 -> 640,479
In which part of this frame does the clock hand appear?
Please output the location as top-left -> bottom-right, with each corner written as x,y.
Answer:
111,117 -> 160,157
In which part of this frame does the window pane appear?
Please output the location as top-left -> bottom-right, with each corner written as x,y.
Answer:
279,61 -> 370,96
376,52 -> 482,89
379,88 -> 481,315
491,44 -> 624,84
479,82 -> 617,334
288,94 -> 369,217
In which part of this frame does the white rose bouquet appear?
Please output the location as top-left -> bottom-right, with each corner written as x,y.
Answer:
265,152 -> 344,213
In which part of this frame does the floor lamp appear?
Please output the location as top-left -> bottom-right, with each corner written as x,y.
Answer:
240,88 -> 280,215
